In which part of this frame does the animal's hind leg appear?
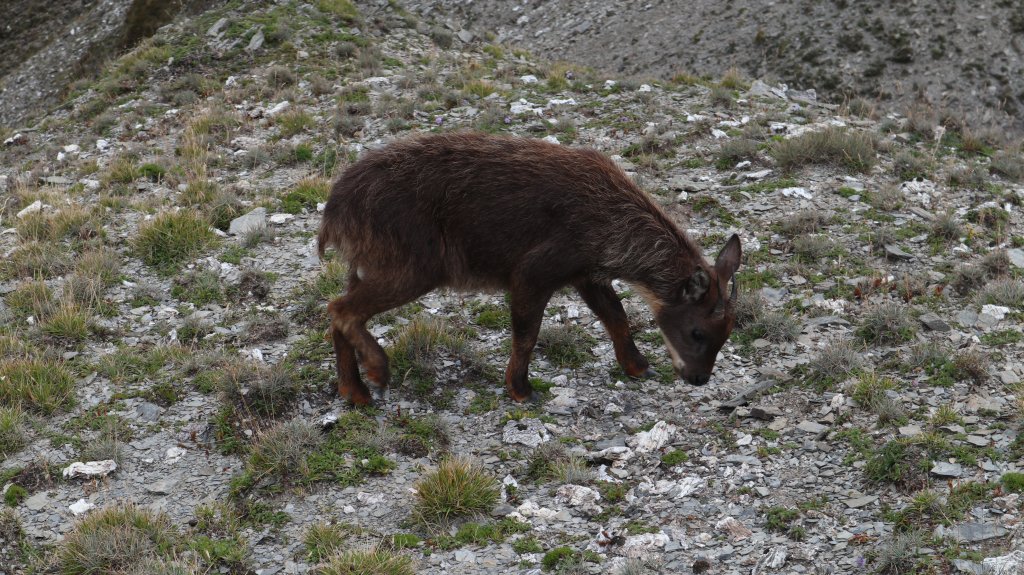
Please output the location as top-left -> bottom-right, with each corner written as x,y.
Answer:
506,284 -> 555,402
328,270 -> 435,403
575,280 -> 653,378
327,272 -> 372,405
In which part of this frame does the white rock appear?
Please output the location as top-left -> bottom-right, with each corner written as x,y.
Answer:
589,446 -> 634,462
510,99 -> 542,115
517,499 -> 557,519
62,460 -> 117,479
16,200 -> 42,219
63,144 -> 80,154
761,546 -> 787,569
716,516 -> 752,540
356,491 -> 384,504
638,84 -> 652,92
69,499 -> 94,515
983,550 -> 1024,574
542,135 -> 560,145
266,101 -> 290,117
546,98 -> 576,108
316,202 -> 326,212
619,532 -> 669,558
269,213 -> 294,224
556,484 -> 601,507
630,421 -> 676,453
502,418 -> 550,447
981,305 -> 1010,321
711,129 -> 727,139
166,446 -> 186,462
780,187 -> 812,199
228,207 -> 266,236
641,477 -> 703,498
362,76 -> 391,88
96,139 -> 110,151
520,75 -> 538,84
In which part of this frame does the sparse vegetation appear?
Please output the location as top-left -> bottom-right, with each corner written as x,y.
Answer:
771,127 -> 876,172
134,210 -> 218,274
413,456 -> 500,525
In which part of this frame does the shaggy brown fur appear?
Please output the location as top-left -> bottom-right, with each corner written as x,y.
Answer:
318,132 -> 741,405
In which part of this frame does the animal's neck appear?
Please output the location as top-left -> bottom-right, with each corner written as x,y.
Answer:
604,213 -> 704,300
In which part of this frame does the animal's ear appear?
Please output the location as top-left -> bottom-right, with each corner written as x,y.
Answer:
715,234 -> 742,282
678,268 -> 710,303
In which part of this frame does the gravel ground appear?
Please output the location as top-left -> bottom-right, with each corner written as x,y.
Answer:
0,1 -> 1022,574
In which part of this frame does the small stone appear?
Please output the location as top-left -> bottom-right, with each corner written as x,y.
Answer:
207,17 -> 228,36
749,406 -> 782,420
40,176 -> 73,186
502,418 -> 550,448
930,461 -> 963,477
264,101 -> 290,118
630,421 -> 676,453
780,187 -> 812,199
146,479 -> 175,495
966,435 -> 990,447
24,491 -> 48,511
937,522 -> 1008,543
16,200 -> 42,219
884,244 -> 914,261
982,550 -> 1024,574
63,460 -> 117,479
136,402 -> 163,422
761,546 -> 787,569
228,207 -> 267,236
246,28 -> 265,52
899,424 -> 922,437
999,371 -> 1020,385
908,206 -> 936,221
796,421 -> 827,434
454,548 -> 476,563
69,499 -> 94,515
981,304 -> 1010,321
843,495 -> 878,508
1007,248 -> 1024,269
715,516 -> 752,540
918,313 -> 950,332
457,29 -> 474,43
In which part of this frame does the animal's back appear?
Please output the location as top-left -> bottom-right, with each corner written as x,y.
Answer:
318,132 -> 670,289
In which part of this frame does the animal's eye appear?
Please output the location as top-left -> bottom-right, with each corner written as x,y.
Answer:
691,329 -> 705,342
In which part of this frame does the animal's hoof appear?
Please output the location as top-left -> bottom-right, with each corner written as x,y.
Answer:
369,385 -> 387,402
507,388 -> 540,403
338,382 -> 373,406
640,367 -> 658,379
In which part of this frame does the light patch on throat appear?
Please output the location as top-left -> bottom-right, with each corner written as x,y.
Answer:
633,284 -> 666,314
662,332 -> 686,373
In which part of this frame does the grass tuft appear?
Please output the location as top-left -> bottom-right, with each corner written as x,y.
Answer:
857,301 -> 916,345
134,211 -> 218,274
537,325 -> 596,369
771,127 -> 876,173
54,504 -> 178,575
413,456 -> 500,526
311,548 -> 413,575
0,358 -> 76,414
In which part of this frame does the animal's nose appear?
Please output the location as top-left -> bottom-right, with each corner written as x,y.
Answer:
692,374 -> 710,386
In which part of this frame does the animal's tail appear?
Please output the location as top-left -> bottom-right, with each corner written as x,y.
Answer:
316,216 -> 335,259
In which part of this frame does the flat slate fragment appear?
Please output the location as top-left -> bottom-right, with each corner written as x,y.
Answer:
918,312 -> 951,332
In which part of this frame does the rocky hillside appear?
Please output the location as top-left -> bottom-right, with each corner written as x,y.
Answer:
0,0 -> 215,128
1,1 -> 1024,574
402,0 -> 1024,136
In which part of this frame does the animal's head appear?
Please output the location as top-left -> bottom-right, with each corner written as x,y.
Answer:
655,234 -> 741,386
